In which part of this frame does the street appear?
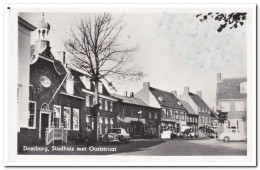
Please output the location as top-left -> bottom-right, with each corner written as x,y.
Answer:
20,138 -> 247,156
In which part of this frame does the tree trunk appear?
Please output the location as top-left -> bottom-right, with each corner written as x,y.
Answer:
93,80 -> 99,143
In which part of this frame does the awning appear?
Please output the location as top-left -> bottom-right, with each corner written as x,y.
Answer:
105,118 -> 109,124
110,119 -> 114,125
99,117 -> 103,124
181,125 -> 191,133
116,116 -> 146,124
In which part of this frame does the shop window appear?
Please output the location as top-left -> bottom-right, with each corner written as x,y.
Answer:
28,101 -> 36,129
63,107 -> 71,130
73,108 -> 79,131
53,105 -> 61,128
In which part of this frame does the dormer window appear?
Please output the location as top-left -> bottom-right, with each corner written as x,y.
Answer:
98,82 -> 103,94
240,82 -> 247,93
66,74 -> 74,95
80,76 -> 91,90
158,97 -> 164,101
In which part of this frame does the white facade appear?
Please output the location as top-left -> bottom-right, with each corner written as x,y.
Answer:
18,17 -> 36,131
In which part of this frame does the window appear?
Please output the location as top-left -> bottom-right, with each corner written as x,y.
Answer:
198,107 -> 201,112
53,105 -> 61,128
195,117 -> 197,123
63,107 -> 71,130
162,109 -> 167,119
110,102 -> 113,112
240,82 -> 247,93
221,101 -> 230,112
175,111 -> 179,120
181,112 -> 185,120
66,75 -> 74,95
169,110 -> 173,119
17,84 -> 22,103
86,95 -> 91,107
105,100 -> 108,111
122,107 -> 126,116
205,117 -> 208,124
235,101 -> 245,111
199,116 -> 201,123
99,98 -> 103,110
98,83 -> 103,94
28,101 -> 36,129
154,113 -> 158,119
131,109 -> 134,117
189,117 -> 192,122
149,112 -> 152,119
202,116 -> 204,124
227,119 -> 239,130
73,108 -> 79,131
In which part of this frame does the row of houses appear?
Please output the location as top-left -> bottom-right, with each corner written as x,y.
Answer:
17,15 -> 247,148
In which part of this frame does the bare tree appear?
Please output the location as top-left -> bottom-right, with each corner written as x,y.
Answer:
64,13 -> 145,142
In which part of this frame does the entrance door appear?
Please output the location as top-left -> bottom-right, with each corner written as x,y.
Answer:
41,114 -> 49,138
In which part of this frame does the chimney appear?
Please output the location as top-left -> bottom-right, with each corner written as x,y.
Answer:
58,51 -> 66,65
124,91 -> 128,97
143,82 -> 150,104
196,91 -> 202,98
171,90 -> 177,97
217,73 -> 222,82
184,86 -> 189,95
130,92 -> 134,98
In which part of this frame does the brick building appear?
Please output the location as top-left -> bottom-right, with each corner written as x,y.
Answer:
135,82 -> 187,139
179,87 -> 212,137
112,92 -> 161,138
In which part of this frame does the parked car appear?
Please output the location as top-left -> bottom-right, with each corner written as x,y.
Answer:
218,129 -> 246,142
99,128 -> 130,144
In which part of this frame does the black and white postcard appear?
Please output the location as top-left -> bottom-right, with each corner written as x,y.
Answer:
4,4 -> 256,166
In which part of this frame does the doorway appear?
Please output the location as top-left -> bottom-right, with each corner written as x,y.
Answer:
39,112 -> 51,139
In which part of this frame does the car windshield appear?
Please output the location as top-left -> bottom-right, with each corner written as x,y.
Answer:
109,129 -> 121,134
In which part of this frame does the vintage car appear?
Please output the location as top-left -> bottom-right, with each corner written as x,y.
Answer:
218,129 -> 246,142
99,128 -> 131,144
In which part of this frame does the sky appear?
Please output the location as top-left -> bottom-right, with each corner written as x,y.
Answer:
19,11 -> 247,109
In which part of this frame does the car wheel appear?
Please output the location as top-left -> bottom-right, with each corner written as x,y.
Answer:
223,136 -> 230,143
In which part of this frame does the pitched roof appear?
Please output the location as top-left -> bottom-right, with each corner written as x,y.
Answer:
53,60 -> 67,75
111,94 -> 149,107
149,87 -> 186,110
179,100 -> 197,115
217,78 -> 247,99
210,109 -> 218,118
189,92 -> 210,109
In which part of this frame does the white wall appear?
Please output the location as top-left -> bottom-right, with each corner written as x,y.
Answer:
18,24 -> 32,130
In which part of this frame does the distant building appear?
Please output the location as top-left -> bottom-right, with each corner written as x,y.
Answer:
135,82 -> 187,139
216,73 -> 247,134
179,87 -> 212,137
112,92 -> 161,138
179,100 -> 198,136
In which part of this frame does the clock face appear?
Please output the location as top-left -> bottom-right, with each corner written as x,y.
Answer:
40,76 -> 51,88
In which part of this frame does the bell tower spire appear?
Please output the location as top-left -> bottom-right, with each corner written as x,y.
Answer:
36,12 -> 50,40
